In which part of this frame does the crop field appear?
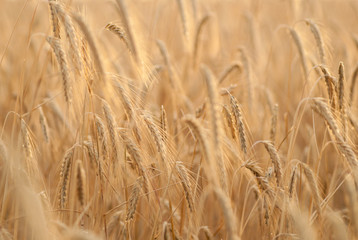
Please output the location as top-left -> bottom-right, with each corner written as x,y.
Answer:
1,0 -> 358,239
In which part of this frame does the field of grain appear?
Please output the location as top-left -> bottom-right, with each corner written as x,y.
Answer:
1,0 -> 358,239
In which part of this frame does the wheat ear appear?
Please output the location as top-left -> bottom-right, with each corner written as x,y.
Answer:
218,62 -> 242,85
102,100 -> 119,164
193,14 -> 210,67
115,0 -> 138,60
202,65 -> 227,192
213,188 -> 240,240
289,28 -> 308,77
75,159 -> 86,206
338,62 -> 347,140
47,36 -> 72,104
48,0 -> 60,38
306,19 -> 326,65
50,2 -> 82,73
105,23 -> 132,53
230,95 -> 247,154
72,14 -> 104,80
176,161 -> 194,212
299,162 -> 321,216
59,147 -> 74,208
126,176 -> 143,221
262,141 -> 282,187
349,64 -> 358,105
39,107 -> 50,143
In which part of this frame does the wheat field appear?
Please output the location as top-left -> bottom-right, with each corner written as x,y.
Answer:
1,0 -> 358,239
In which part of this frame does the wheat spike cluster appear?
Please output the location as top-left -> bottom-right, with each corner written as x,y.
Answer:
1,0 -> 358,239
